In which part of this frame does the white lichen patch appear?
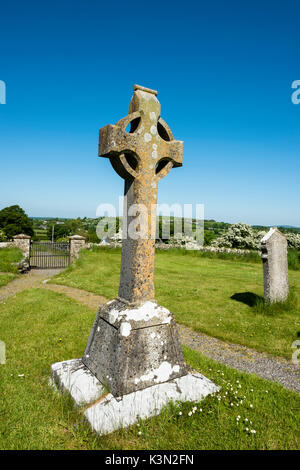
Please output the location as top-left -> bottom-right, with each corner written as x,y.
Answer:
144,133 -> 152,142
150,125 -> 157,135
108,308 -> 119,324
121,301 -> 172,324
152,150 -> 158,159
149,112 -> 157,121
120,322 -> 132,337
152,143 -> 157,150
134,361 -> 181,385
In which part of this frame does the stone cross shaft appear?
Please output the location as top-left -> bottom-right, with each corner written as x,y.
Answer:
99,85 -> 183,304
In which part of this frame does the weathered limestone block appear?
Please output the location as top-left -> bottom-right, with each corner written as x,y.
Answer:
13,234 -> 30,259
0,242 -> 13,249
51,359 -> 105,405
261,228 -> 289,303
82,299 -> 188,396
51,358 -> 219,436
69,235 -> 86,261
84,372 -> 218,437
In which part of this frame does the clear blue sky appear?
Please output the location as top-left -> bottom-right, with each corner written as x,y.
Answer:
0,0 -> 299,225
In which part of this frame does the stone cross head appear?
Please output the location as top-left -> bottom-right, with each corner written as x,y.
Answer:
98,84 -> 183,184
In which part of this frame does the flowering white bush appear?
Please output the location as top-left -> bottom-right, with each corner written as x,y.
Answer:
111,229 -> 123,242
285,233 -> 300,250
212,223 -> 266,250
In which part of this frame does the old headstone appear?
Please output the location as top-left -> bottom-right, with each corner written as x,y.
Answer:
51,85 -> 218,435
261,228 -> 289,303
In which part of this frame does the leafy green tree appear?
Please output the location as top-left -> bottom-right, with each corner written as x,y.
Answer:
0,205 -> 34,239
204,230 -> 215,246
47,223 -> 72,241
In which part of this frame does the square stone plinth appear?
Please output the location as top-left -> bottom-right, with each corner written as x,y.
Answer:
51,359 -> 219,436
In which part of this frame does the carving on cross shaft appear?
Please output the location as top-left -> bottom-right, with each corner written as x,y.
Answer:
98,85 -> 184,304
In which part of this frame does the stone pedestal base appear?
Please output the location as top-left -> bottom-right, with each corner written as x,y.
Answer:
51,359 -> 219,436
82,299 -> 189,396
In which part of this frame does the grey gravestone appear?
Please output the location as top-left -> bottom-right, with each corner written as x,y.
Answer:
261,228 -> 289,303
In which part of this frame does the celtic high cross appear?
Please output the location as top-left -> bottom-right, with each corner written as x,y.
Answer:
52,85 -> 219,422
83,85 -> 187,396
99,84 -> 183,304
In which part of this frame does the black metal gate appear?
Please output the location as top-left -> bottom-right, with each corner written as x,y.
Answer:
30,241 -> 70,268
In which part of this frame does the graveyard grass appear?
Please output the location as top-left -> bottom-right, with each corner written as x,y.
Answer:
0,273 -> 17,287
50,247 -> 300,360
0,247 -> 23,274
0,288 -> 299,450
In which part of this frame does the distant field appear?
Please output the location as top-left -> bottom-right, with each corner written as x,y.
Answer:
51,247 -> 300,359
34,229 -> 48,240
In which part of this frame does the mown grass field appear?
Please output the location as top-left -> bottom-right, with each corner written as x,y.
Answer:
50,247 -> 300,359
0,288 -> 299,450
0,273 -> 17,287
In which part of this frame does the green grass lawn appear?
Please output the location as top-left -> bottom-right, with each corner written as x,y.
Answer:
0,247 -> 23,274
0,288 -> 298,450
50,247 -> 300,359
0,273 -> 17,287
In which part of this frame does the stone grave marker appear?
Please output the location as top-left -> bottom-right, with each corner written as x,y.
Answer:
51,85 -> 219,436
261,228 -> 289,303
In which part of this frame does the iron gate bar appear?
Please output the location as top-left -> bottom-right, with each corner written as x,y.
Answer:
30,241 -> 70,269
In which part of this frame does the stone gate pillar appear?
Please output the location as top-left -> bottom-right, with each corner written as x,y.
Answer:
13,234 -> 31,259
69,235 -> 86,261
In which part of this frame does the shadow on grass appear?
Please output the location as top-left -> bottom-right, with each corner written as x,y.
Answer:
231,288 -> 297,316
230,292 -> 263,307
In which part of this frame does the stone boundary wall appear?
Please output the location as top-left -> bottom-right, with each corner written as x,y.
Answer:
0,242 -> 13,249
